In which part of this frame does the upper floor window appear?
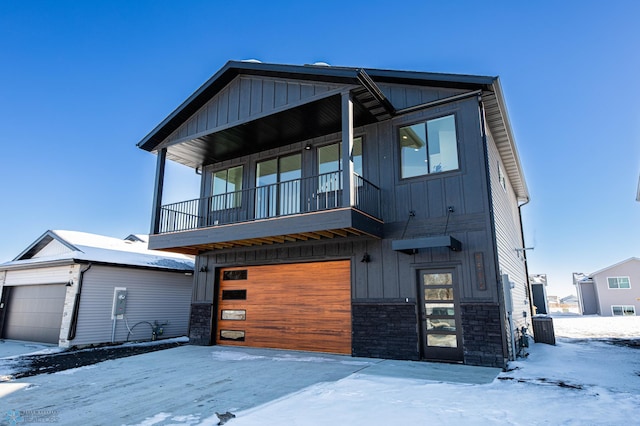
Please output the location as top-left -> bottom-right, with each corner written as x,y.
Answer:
607,277 -> 631,289
399,115 -> 458,179
318,138 -> 362,191
211,165 -> 243,210
498,162 -> 507,191
255,153 -> 301,218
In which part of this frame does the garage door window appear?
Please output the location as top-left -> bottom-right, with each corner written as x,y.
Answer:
222,290 -> 246,300
220,330 -> 245,341
221,310 -> 246,321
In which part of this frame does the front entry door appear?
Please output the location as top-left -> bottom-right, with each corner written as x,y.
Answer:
418,269 -> 463,362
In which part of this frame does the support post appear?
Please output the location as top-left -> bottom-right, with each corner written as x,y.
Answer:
341,91 -> 354,207
150,148 -> 166,234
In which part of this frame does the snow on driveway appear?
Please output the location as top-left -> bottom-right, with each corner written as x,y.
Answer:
0,316 -> 638,425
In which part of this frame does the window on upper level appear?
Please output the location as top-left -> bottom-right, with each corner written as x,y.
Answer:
318,137 -> 362,192
607,277 -> 631,289
211,165 -> 243,210
498,162 -> 507,191
399,114 -> 458,179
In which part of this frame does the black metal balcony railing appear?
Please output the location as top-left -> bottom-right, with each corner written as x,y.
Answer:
158,172 -> 381,234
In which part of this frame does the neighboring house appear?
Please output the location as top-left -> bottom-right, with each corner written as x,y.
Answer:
0,230 -> 194,347
137,60 -> 531,368
530,274 -> 549,314
547,293 -> 580,314
574,258 -> 640,316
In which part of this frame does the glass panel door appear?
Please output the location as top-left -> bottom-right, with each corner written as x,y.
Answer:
278,154 -> 301,215
255,159 -> 277,219
419,269 -> 463,362
255,154 -> 301,219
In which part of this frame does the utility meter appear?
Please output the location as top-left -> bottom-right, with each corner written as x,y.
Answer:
112,288 -> 128,318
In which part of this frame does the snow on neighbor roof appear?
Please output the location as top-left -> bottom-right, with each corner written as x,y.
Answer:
1,230 -> 194,271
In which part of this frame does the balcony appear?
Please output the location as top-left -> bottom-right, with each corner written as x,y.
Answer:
149,172 -> 383,254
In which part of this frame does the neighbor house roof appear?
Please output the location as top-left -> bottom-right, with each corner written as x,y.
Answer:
587,257 -> 640,278
137,60 -> 528,203
0,230 -> 194,271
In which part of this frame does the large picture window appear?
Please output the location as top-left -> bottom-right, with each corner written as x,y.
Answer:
399,115 -> 458,178
607,277 -> 631,289
211,165 -> 243,210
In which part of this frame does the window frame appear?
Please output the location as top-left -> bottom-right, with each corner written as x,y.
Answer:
611,305 -> 636,316
498,161 -> 507,191
210,164 -> 244,210
398,113 -> 460,180
607,276 -> 631,289
316,137 -> 363,192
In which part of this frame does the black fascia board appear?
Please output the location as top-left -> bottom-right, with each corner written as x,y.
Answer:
364,68 -> 496,91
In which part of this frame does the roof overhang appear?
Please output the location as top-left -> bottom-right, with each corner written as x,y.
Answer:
482,79 -> 529,203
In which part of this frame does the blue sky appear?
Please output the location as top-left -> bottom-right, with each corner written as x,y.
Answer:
1,1 -> 638,296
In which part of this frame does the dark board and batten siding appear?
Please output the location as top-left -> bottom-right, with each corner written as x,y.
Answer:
164,76 -> 347,147
194,95 -> 499,305
184,80 -> 513,367
71,265 -> 192,346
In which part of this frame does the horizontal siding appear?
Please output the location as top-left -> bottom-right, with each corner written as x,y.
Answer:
486,127 -> 530,357
71,265 -> 192,346
592,260 -> 640,316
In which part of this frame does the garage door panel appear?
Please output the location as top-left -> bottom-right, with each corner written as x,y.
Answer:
217,261 -> 351,354
2,284 -> 66,344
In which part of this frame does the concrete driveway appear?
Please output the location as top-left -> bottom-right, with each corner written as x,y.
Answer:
0,345 -> 499,425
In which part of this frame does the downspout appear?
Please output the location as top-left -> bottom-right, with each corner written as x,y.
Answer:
518,200 -> 534,324
67,262 -> 92,341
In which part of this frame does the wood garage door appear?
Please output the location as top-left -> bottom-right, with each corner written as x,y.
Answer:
217,261 -> 351,354
1,284 -> 66,344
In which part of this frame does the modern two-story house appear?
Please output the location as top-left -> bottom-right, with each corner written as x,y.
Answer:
137,60 -> 531,368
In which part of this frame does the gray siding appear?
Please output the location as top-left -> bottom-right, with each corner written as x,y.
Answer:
193,96 -> 499,305
486,126 -> 531,356
377,83 -> 469,110
165,76 -> 346,146
71,265 -> 192,346
592,259 -> 640,316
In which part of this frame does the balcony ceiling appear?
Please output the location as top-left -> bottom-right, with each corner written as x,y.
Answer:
164,94 -> 378,168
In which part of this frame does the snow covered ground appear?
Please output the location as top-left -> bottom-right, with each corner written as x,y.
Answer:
0,316 -> 638,425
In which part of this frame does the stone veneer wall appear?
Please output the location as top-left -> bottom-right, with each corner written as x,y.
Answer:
352,302 -> 419,360
460,303 -> 507,368
189,303 -> 213,346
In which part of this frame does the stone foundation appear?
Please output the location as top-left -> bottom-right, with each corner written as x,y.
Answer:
460,303 -> 507,368
352,302 -> 419,360
189,303 -> 213,345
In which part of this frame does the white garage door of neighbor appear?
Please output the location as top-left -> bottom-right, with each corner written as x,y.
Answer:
2,284 -> 67,344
